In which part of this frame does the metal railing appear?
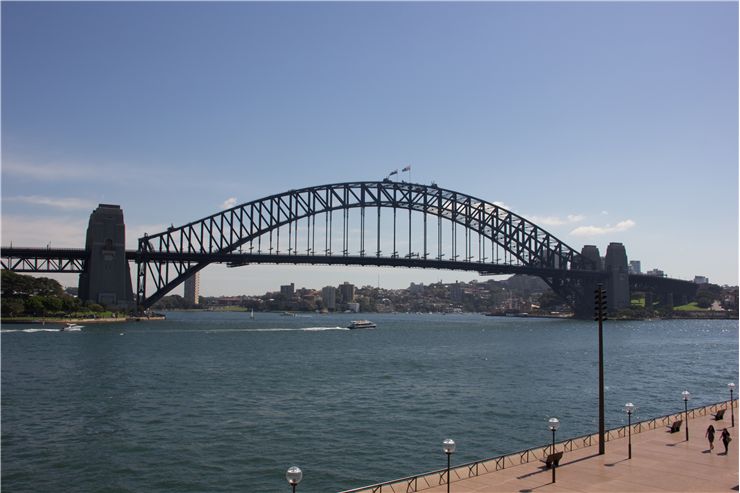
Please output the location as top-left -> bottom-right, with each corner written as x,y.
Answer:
338,399 -> 736,493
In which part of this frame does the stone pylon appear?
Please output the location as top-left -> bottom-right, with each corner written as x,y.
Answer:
604,242 -> 630,312
78,204 -> 134,310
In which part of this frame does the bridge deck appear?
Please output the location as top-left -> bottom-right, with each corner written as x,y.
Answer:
347,408 -> 738,492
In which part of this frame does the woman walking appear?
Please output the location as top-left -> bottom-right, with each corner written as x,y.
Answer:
721,428 -> 732,454
705,425 -> 715,451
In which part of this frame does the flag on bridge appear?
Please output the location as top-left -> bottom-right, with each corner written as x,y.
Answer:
388,169 -> 398,176
402,165 -> 411,172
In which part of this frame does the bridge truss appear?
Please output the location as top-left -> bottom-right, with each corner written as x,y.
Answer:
137,181 -> 598,309
0,247 -> 88,273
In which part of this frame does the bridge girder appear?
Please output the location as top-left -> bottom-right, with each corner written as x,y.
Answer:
0,248 -> 87,273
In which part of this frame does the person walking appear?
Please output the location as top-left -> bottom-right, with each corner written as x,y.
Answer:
706,425 -> 715,451
721,428 -> 732,454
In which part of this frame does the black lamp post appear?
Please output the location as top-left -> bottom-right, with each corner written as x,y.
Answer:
729,383 -> 735,427
286,466 -> 302,493
624,402 -> 635,459
594,284 -> 607,455
548,418 -> 560,483
682,390 -> 690,441
443,439 -> 456,493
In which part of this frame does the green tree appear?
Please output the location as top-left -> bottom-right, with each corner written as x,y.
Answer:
86,303 -> 105,313
35,277 -> 64,297
61,294 -> 81,312
41,296 -> 63,313
538,291 -> 564,311
1,298 -> 25,317
2,270 -> 33,297
696,294 -> 713,309
25,296 -> 46,316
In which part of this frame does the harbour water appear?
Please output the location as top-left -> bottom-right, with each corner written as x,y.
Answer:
2,312 -> 737,492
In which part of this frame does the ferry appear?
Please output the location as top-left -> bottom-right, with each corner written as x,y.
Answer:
347,320 -> 376,330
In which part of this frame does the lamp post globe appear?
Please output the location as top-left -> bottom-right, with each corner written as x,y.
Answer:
442,439 -> 455,493
548,418 -> 559,483
682,391 -> 691,441
286,466 -> 302,493
624,403 -> 635,459
729,383 -> 735,427
443,438 -> 456,454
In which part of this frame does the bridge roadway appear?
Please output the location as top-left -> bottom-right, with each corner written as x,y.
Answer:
342,402 -> 738,493
0,246 -> 609,279
0,246 -> 698,313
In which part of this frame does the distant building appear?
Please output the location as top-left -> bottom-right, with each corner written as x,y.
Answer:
184,272 -> 200,305
346,302 -> 360,313
694,276 -> 709,285
408,282 -> 425,294
322,286 -> 337,311
280,283 -> 295,297
213,295 -> 244,307
629,260 -> 641,274
646,268 -> 666,278
450,282 -> 464,302
339,282 -> 355,303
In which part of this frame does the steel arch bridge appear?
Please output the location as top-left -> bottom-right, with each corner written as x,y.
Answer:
137,180 -> 602,310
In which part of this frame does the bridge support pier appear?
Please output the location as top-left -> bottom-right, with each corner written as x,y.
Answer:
659,291 -> 675,309
78,204 -> 135,311
572,243 -> 631,318
605,243 -> 630,313
573,245 -> 603,318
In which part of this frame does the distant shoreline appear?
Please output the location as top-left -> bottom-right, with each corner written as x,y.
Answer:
1,315 -> 166,324
159,308 -> 737,320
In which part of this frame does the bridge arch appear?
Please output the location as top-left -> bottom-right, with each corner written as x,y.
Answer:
137,181 -> 595,309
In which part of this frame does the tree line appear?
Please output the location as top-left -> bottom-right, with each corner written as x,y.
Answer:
1,270 -> 107,318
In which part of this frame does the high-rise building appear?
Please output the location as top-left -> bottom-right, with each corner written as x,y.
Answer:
450,282 -> 464,302
629,260 -> 641,274
322,286 -> 337,311
184,272 -> 200,305
339,282 -> 355,303
280,283 -> 295,297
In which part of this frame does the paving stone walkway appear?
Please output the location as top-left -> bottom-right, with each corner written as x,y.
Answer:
424,411 -> 738,492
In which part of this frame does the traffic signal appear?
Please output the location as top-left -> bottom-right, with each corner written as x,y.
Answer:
594,285 -> 607,322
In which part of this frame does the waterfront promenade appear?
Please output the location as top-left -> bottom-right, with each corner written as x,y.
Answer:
345,401 -> 738,493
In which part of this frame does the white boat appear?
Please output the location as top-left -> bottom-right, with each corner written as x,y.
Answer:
61,323 -> 84,331
347,320 -> 376,330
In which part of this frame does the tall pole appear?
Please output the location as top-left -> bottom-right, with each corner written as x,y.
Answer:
684,398 -> 689,441
730,385 -> 735,427
551,428 -> 556,483
627,411 -> 632,459
442,439 -> 455,493
598,308 -> 605,454
595,284 -> 606,455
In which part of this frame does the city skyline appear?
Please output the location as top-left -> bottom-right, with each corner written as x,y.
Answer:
2,2 -> 737,295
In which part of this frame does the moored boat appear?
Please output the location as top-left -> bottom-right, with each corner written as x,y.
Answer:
347,320 -> 376,329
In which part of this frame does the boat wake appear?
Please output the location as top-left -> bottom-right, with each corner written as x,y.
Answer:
249,326 -> 349,332
1,327 -> 83,333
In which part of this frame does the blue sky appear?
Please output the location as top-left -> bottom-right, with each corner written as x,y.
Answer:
2,1 -> 738,296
